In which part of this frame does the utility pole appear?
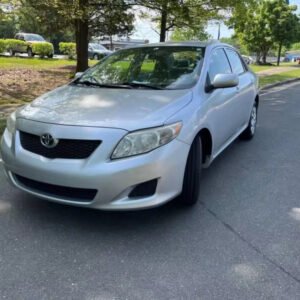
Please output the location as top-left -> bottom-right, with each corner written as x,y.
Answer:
217,22 -> 221,40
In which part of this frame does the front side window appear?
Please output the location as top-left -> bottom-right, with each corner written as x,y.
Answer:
77,46 -> 205,90
90,43 -> 106,51
208,48 -> 232,81
225,49 -> 245,75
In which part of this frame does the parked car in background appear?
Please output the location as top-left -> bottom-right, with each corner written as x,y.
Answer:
88,43 -> 112,60
241,55 -> 254,65
1,41 -> 259,210
9,33 -> 54,58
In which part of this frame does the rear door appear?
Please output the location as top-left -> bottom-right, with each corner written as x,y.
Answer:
225,48 -> 255,128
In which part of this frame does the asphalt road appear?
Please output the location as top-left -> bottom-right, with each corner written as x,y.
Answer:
1,83 -> 300,300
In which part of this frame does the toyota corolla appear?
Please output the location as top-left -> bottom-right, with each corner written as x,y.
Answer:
0,41 -> 259,210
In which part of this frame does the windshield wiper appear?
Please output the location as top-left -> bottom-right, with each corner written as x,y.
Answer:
73,80 -> 133,89
121,82 -> 165,90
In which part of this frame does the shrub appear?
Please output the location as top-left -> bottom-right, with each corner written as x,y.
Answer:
59,42 -> 76,59
4,39 -> 28,51
31,42 -> 54,58
0,39 -> 6,53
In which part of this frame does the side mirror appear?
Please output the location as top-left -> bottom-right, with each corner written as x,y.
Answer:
211,73 -> 239,89
74,72 -> 83,80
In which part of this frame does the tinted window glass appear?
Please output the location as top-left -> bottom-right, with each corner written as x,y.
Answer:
226,50 -> 245,75
208,49 -> 231,81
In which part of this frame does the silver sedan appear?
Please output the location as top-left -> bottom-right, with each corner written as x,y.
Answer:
1,41 -> 259,210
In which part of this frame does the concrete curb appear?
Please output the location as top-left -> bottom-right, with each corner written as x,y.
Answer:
260,77 -> 300,93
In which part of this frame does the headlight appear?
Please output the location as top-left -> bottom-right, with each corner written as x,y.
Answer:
111,122 -> 182,159
6,111 -> 16,134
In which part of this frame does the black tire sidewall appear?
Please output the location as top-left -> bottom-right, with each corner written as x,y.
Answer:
180,136 -> 202,205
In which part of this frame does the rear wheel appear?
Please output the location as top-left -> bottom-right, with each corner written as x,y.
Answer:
47,54 -> 53,58
240,103 -> 258,140
9,49 -> 15,56
93,54 -> 99,60
180,136 -> 202,205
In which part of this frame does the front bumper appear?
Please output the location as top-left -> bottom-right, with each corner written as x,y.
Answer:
1,119 -> 190,210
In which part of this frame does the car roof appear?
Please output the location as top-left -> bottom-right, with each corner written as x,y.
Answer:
122,40 -> 235,50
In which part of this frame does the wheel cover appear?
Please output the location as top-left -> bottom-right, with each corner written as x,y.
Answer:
250,106 -> 257,135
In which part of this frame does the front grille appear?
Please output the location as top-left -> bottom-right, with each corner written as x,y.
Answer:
19,131 -> 101,159
15,174 -> 97,202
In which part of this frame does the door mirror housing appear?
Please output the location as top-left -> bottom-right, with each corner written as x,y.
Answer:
211,73 -> 239,89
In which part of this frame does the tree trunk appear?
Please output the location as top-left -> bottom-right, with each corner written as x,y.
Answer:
109,35 -> 113,50
277,41 -> 282,66
160,4 -> 168,42
262,52 -> 267,64
75,18 -> 89,72
256,52 -> 260,64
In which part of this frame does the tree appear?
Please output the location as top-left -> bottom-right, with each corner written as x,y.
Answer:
228,0 -> 300,65
170,26 -> 210,42
228,1 -> 275,64
266,0 -> 299,65
89,0 -> 134,49
137,0 -> 253,42
220,37 -> 249,55
24,0 -> 134,72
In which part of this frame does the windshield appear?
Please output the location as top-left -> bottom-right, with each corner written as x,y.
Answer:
25,34 -> 45,41
90,43 -> 106,51
78,46 -> 205,90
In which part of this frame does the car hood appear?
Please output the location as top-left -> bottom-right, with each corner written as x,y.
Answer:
17,84 -> 192,131
93,50 -> 110,54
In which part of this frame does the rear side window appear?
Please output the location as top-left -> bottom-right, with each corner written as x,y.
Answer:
208,48 -> 231,81
225,50 -> 245,75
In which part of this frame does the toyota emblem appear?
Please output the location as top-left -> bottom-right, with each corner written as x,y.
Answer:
40,133 -> 59,148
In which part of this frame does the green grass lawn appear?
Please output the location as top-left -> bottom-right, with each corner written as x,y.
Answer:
249,65 -> 275,72
0,56 -> 98,69
249,62 -> 298,73
259,68 -> 300,87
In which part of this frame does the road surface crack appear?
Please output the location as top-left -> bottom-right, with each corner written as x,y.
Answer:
203,203 -> 300,285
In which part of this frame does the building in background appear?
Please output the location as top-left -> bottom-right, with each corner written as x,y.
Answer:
92,37 -> 149,51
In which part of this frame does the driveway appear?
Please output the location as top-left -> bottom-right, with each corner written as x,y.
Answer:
0,83 -> 300,299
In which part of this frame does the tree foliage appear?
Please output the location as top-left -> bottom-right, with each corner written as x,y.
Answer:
137,0 -> 254,42
228,0 -> 300,65
170,26 -> 210,42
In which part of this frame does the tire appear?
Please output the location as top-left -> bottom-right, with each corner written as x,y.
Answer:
9,49 -> 15,56
93,54 -> 99,60
27,48 -> 34,58
47,54 -> 53,58
180,136 -> 202,205
240,103 -> 258,140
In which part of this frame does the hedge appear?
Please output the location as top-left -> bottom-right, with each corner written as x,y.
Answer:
0,39 -> 53,58
3,39 -> 28,51
59,42 -> 76,59
31,42 -> 54,58
0,39 -> 5,53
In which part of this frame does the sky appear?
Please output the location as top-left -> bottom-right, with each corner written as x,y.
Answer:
130,0 -> 300,42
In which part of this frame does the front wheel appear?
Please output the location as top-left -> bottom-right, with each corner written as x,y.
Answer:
240,103 -> 258,140
47,54 -> 53,58
93,54 -> 99,60
9,49 -> 15,56
180,136 -> 202,205
27,48 -> 34,58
